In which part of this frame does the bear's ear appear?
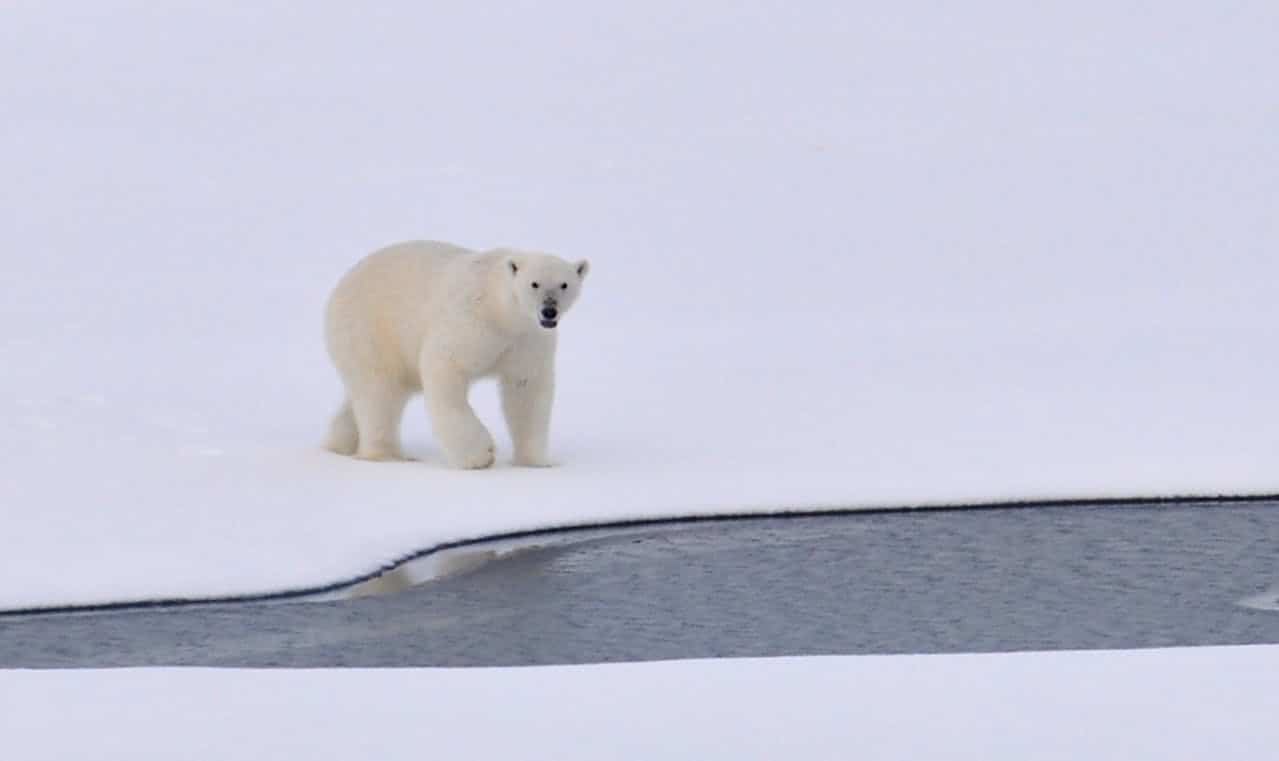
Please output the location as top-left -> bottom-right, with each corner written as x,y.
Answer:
574,259 -> 590,280
507,258 -> 519,277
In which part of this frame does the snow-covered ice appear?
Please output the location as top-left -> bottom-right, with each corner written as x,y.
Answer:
2,2 -> 1277,609
6,645 -> 1278,760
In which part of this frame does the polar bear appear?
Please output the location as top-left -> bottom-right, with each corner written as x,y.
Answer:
322,240 -> 589,469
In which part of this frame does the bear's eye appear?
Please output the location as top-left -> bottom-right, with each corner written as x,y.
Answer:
531,282 -> 539,289
560,282 -> 568,290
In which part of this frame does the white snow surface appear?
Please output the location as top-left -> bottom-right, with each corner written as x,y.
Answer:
3,2 -> 1277,609
6,645 -> 1278,760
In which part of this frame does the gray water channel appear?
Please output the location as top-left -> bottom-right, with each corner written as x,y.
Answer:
3,501 -> 1278,668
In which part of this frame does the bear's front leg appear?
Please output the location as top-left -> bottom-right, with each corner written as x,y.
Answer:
421,359 -> 496,470
500,359 -> 555,468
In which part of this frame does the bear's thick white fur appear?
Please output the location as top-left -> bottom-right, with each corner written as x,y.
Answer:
323,240 -> 589,469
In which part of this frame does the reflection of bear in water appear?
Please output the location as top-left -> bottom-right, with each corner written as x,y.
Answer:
323,240 -> 589,469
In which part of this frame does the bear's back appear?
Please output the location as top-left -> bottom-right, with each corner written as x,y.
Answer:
325,240 -> 483,379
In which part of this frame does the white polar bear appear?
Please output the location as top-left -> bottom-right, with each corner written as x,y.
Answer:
322,240 -> 589,469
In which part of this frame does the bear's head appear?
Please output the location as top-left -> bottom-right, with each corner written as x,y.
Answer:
505,253 -> 589,330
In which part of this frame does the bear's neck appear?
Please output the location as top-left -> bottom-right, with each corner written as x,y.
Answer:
482,259 -> 535,337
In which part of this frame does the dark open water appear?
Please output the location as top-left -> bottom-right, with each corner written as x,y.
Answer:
3,501 -> 1278,668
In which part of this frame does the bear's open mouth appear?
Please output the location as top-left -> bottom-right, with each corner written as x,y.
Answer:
539,319 -> 558,329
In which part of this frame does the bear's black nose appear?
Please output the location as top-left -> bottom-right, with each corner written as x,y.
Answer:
541,307 -> 558,320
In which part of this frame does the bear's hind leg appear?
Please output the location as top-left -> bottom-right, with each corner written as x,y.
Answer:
350,385 -> 411,461
324,399 -> 359,456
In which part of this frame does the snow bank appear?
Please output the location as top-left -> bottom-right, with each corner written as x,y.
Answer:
6,645 -> 1277,760
3,2 -> 1276,609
